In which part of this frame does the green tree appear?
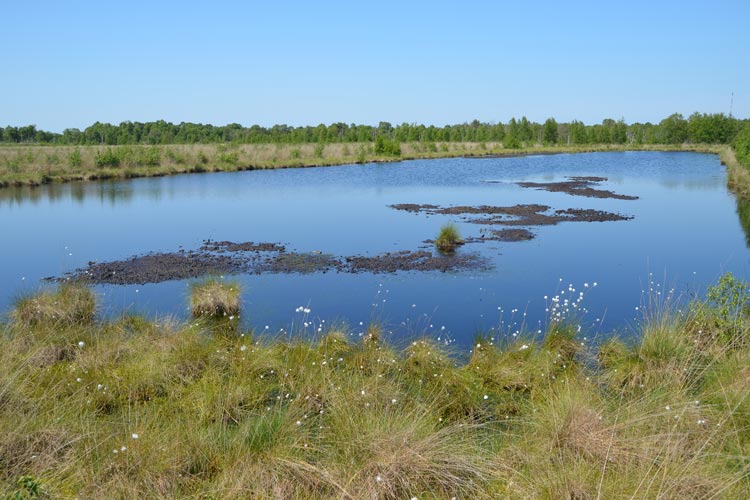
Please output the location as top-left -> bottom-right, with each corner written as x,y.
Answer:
19,125 -> 38,142
570,120 -> 588,144
613,119 -> 628,144
542,118 -> 558,145
518,116 -> 534,142
504,119 -> 521,149
688,112 -> 735,144
630,123 -> 645,145
374,135 -> 401,156
734,124 -> 750,167
659,113 -> 689,144
4,126 -> 20,142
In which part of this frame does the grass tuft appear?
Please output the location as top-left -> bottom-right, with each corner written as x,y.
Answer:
1,276 -> 750,497
189,278 -> 240,318
434,223 -> 463,253
11,283 -> 95,327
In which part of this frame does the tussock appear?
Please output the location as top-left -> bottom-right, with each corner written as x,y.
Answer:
189,278 -> 240,318
11,283 -> 95,327
1,278 -> 750,498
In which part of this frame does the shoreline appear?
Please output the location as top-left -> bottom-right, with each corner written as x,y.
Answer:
0,142 -> 730,189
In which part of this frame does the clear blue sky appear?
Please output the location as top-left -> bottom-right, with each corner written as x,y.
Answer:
2,0 -> 748,132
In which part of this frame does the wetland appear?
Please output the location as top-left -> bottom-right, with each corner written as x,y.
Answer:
2,150 -> 747,346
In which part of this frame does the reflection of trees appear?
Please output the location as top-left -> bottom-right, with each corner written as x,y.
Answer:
71,183 -> 85,203
0,185 -> 46,206
736,195 -> 750,247
0,180 -> 136,207
97,181 -> 134,206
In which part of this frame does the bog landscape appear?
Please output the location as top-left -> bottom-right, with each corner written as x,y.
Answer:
3,115 -> 750,499
2,3 -> 750,499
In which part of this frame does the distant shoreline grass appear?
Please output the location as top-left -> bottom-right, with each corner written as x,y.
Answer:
1,277 -> 750,498
0,141 -> 732,189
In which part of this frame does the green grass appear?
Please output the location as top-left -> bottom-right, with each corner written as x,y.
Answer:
2,279 -> 750,498
10,282 -> 95,327
435,223 -> 463,253
189,278 -> 241,318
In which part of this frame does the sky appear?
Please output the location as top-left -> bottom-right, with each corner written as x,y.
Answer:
1,0 -> 748,132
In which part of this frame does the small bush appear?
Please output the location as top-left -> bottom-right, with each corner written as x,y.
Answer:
374,136 -> 401,156
504,136 -> 522,149
165,148 -> 186,164
734,124 -> 750,167
217,151 -> 239,165
11,283 -> 96,327
67,149 -> 83,168
134,146 -> 161,167
95,148 -> 121,168
694,272 -> 750,347
435,223 -> 463,253
357,145 -> 368,163
189,278 -> 240,318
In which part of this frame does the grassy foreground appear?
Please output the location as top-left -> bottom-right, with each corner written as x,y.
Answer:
0,142 -> 727,188
2,278 -> 750,499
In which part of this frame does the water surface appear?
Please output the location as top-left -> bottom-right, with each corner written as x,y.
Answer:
2,152 -> 748,347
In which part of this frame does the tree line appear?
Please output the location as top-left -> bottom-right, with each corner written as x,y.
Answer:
1,113 -> 748,148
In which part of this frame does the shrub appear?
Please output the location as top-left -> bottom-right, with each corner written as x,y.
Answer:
357,145 -> 368,163
165,148 -> 186,164
374,136 -> 401,156
504,136 -> 522,149
135,146 -> 161,167
67,149 -> 83,168
94,148 -> 121,168
217,151 -> 239,165
734,124 -> 750,168
694,272 -> 750,347
435,223 -> 463,253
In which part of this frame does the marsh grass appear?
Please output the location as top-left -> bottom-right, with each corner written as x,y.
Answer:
0,142 -> 730,188
11,283 -> 95,327
2,279 -> 750,498
189,278 -> 240,318
435,223 -> 463,253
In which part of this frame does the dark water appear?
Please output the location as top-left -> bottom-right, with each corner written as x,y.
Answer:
2,152 -> 748,348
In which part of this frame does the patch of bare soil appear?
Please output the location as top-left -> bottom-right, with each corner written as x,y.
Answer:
345,250 -> 487,274
52,241 -> 487,285
517,176 -> 638,200
200,240 -> 287,253
392,203 -> 632,226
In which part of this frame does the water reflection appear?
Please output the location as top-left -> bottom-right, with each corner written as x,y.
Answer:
735,196 -> 750,247
0,180 -> 141,207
